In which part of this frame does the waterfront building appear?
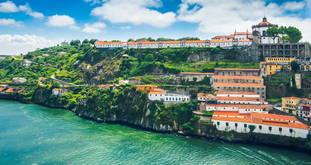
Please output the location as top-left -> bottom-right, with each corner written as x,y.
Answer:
197,93 -> 216,102
213,83 -> 266,99
282,97 -> 302,115
212,111 -> 310,138
260,57 -> 295,76
212,75 -> 263,84
204,104 -> 270,114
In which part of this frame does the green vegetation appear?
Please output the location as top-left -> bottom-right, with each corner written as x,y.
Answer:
267,26 -> 302,43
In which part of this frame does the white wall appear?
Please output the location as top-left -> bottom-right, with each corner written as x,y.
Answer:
212,119 -> 309,138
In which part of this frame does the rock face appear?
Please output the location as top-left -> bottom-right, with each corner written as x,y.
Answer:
7,87 -> 311,152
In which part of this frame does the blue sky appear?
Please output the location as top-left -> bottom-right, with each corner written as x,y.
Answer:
0,0 -> 310,54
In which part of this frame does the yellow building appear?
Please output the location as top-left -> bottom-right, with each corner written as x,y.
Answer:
260,57 -> 295,76
281,97 -> 301,115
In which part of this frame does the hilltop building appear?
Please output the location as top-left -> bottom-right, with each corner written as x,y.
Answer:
252,17 -> 278,44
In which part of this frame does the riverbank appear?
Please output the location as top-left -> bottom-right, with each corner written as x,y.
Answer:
1,86 -> 311,153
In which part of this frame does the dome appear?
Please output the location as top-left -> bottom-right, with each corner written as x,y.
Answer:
257,17 -> 273,26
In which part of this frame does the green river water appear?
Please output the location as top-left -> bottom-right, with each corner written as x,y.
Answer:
0,100 -> 310,165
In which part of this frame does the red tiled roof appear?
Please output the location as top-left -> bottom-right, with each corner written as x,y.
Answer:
5,88 -> 14,93
213,75 -> 263,80
180,72 -> 214,75
212,111 -> 309,130
215,68 -> 260,71
205,104 -> 266,109
197,93 -> 215,98
216,96 -> 261,102
216,91 -> 258,95
213,83 -> 265,88
0,88 -> 4,92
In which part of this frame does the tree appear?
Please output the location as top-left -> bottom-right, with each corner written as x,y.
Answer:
291,61 -> 300,73
127,38 -> 135,42
285,26 -> 302,43
178,37 -> 200,41
82,39 -> 89,44
89,39 -> 98,44
267,26 -> 302,43
70,40 -> 81,46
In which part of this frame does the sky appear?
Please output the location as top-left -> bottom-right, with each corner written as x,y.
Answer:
0,0 -> 310,55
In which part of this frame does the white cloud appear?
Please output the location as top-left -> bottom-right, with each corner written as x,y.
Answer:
177,0 -> 311,41
82,22 -> 106,33
91,0 -> 176,28
282,1 -> 305,11
46,15 -> 78,29
0,1 -> 44,19
0,34 -> 57,55
0,18 -> 22,27
19,4 -> 44,19
0,1 -> 19,13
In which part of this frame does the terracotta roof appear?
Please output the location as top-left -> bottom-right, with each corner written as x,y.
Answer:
215,68 -> 260,71
216,91 -> 258,95
180,72 -> 214,75
213,75 -> 263,80
234,32 -> 253,35
209,39 -> 233,43
212,36 -> 234,39
5,88 -> 14,93
212,111 -> 309,130
98,84 -> 115,88
205,104 -> 266,109
197,93 -> 216,98
184,40 -> 206,43
136,85 -> 157,87
213,83 -> 265,88
149,88 -> 165,94
96,41 -> 125,45
216,96 -> 261,102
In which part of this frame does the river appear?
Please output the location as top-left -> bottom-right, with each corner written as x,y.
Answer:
0,100 -> 310,165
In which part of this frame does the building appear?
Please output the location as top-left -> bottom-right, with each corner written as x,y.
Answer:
22,60 -> 32,67
252,17 -> 278,44
212,68 -> 265,99
197,93 -> 216,102
52,88 -> 68,96
212,111 -> 310,138
136,85 -> 158,93
214,68 -> 260,76
212,75 -> 263,84
282,97 -> 302,115
179,72 -> 213,82
282,97 -> 311,121
12,77 -> 27,84
209,31 -> 253,48
95,40 -> 209,49
260,57 -> 295,76
204,104 -> 271,114
148,88 -> 190,103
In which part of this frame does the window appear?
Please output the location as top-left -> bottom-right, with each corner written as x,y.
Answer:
235,123 -> 238,127
259,125 -> 262,130
244,124 -> 247,128
269,127 -> 272,131
226,122 -> 229,126
279,128 -> 282,132
217,122 -> 220,126
289,129 -> 293,133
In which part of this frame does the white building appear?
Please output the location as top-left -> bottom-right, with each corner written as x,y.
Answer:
204,104 -> 270,114
212,111 -> 310,138
252,17 -> 279,44
12,77 -> 27,84
148,88 -> 190,102
52,88 -> 68,96
22,60 -> 32,67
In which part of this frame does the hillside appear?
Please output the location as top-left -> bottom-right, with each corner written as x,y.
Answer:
0,43 -> 259,85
